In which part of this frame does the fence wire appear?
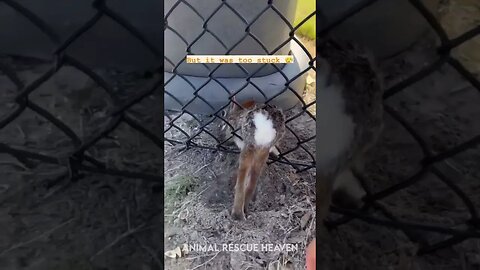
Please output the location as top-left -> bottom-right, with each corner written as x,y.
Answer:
164,1 -> 317,173
0,0 -> 164,183
322,0 -> 480,255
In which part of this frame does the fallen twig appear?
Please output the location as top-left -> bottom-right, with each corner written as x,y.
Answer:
0,217 -> 74,257
187,251 -> 220,270
90,222 -> 146,261
135,236 -> 163,269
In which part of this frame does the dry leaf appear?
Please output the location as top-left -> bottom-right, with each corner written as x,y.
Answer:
182,243 -> 189,255
164,250 -> 177,259
165,246 -> 182,259
306,75 -> 315,85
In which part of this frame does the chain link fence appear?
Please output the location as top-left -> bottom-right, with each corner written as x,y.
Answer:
164,0 -> 317,173
0,1 -> 164,267
322,0 -> 480,256
0,0 -> 163,183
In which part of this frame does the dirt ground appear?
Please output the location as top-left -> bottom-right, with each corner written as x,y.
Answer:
0,56 -> 165,270
163,105 -> 316,270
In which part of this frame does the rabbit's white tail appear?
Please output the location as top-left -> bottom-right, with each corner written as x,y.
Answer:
253,112 -> 276,146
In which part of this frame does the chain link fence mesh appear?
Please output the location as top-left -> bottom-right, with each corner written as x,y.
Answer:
322,0 -> 480,256
0,0 -> 164,183
164,0 -> 317,173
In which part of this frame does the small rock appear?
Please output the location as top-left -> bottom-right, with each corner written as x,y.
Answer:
300,212 -> 312,229
223,223 -> 232,231
279,194 -> 286,205
178,210 -> 188,221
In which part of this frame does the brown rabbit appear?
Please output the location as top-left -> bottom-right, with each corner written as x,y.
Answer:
221,97 -> 286,220
316,38 -> 384,225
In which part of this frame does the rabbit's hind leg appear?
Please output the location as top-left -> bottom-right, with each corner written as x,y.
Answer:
232,147 -> 254,220
317,175 -> 335,225
332,152 -> 369,209
244,148 -> 269,216
332,168 -> 366,209
269,145 -> 280,156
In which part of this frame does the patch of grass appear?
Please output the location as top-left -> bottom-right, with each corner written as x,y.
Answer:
294,0 -> 316,39
165,175 -> 198,215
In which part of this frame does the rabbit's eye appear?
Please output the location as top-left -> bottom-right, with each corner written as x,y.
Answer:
220,110 -> 227,117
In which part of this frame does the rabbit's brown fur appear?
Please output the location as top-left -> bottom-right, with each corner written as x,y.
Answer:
317,38 -> 384,225
223,98 -> 285,220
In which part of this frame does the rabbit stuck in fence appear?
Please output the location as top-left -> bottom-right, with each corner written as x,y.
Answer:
219,38 -> 382,222
317,38 -> 384,224
220,98 -> 286,220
